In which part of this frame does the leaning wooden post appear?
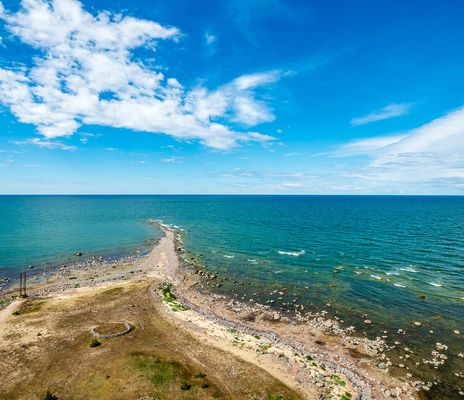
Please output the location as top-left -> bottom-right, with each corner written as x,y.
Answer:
19,272 -> 27,298
19,272 -> 23,297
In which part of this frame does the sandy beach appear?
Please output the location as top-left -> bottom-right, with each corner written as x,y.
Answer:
0,224 -> 419,400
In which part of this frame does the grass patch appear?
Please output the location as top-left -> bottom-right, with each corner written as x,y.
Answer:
341,392 -> 352,400
268,395 -> 286,400
258,343 -> 272,351
180,381 -> 193,390
132,353 -> 186,386
159,283 -> 187,311
170,302 -> 188,312
331,374 -> 346,387
160,283 -> 177,303
15,300 -> 44,315
89,338 -> 101,348
131,353 -> 216,396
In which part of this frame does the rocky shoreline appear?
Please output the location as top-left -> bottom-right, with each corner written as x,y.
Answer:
151,223 -> 422,400
0,222 -> 444,399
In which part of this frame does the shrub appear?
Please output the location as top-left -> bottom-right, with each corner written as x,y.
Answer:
43,391 -> 58,400
194,372 -> 207,378
89,338 -> 101,348
180,381 -> 192,390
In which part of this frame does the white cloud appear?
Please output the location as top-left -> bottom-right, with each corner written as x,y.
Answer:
281,182 -> 304,188
334,134 -> 407,157
13,138 -> 77,150
233,71 -> 280,90
161,156 -> 183,163
204,32 -> 216,45
184,71 -> 280,128
0,0 -> 280,150
339,107 -> 464,183
350,103 -> 412,126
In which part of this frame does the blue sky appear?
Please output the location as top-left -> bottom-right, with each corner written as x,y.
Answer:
0,0 -> 464,194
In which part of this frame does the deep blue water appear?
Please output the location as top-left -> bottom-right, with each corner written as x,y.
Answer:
0,195 -> 463,397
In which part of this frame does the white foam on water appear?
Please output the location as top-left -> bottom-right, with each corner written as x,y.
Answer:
274,270 -> 284,274
247,259 -> 258,264
277,250 -> 306,257
394,283 -> 406,287
370,274 -> 382,280
428,282 -> 442,287
400,266 -> 418,273
223,254 -> 235,259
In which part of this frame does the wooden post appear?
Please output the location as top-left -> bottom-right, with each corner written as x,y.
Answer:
19,272 -> 23,297
19,272 -> 27,298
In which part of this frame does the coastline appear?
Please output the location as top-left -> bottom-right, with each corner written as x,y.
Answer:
0,223 -> 419,399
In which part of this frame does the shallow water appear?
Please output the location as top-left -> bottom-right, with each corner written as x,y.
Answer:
0,195 -> 463,398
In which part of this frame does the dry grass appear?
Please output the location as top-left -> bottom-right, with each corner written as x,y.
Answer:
0,281 -> 300,400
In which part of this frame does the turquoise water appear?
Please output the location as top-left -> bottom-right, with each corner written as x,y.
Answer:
0,195 -> 463,398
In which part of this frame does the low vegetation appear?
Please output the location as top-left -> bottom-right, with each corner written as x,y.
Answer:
159,282 -> 187,311
43,391 -> 58,400
13,300 -> 44,316
331,374 -> 346,387
1,282 -> 303,400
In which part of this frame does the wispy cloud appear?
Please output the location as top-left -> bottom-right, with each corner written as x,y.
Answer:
350,103 -> 412,126
13,138 -> 77,150
0,0 -> 281,150
161,156 -> 183,163
204,32 -> 216,45
339,107 -> 464,183
281,182 -> 304,188
333,134 -> 407,157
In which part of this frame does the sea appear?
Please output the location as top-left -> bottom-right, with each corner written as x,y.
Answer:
0,195 -> 463,398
